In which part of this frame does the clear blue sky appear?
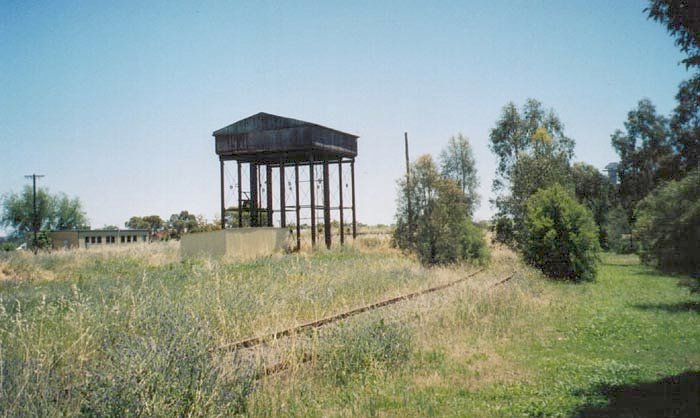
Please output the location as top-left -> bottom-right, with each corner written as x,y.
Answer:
0,0 -> 690,231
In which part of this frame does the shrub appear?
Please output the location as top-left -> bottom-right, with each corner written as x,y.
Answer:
634,169 -> 700,275
318,319 -> 412,386
393,155 -> 489,266
523,184 -> 600,282
605,205 -> 637,254
459,220 -> 490,265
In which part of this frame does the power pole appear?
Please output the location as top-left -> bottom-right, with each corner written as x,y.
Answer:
404,132 -> 412,236
24,174 -> 45,254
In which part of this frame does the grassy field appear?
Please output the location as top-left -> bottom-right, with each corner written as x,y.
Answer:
0,237 -> 698,417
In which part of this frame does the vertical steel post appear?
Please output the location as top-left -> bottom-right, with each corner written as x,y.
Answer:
351,158 -> 357,239
237,161 -> 242,227
279,162 -> 286,227
295,162 -> 301,251
338,159 -> 344,245
250,162 -> 258,227
220,159 -> 225,229
323,160 -> 331,249
266,164 -> 273,227
310,159 -> 316,246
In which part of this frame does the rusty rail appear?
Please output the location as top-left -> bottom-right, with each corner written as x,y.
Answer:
260,270 -> 516,377
214,267 -> 486,353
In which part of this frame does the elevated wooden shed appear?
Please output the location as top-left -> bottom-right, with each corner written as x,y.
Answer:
213,112 -> 359,249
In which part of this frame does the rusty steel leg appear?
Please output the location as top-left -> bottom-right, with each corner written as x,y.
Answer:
338,159 -> 344,245
323,160 -> 331,249
266,165 -> 273,227
237,161 -> 242,227
279,163 -> 286,228
310,159 -> 316,246
295,162 -> 300,251
250,162 -> 258,227
220,159 -> 225,230
351,158 -> 356,239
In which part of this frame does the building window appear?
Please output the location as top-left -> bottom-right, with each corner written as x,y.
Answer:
120,235 -> 125,243
127,236 -> 131,243
85,237 -> 89,244
91,236 -> 96,244
97,236 -> 102,244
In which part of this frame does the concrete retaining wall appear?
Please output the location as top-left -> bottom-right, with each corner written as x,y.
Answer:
180,228 -> 289,259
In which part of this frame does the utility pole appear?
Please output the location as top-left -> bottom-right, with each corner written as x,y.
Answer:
404,132 -> 412,236
24,174 -> 45,254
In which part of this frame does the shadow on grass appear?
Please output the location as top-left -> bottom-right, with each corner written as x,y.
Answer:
573,371 -> 700,417
633,301 -> 700,314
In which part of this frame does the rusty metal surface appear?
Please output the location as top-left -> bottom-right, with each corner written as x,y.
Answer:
214,268 -> 488,353
214,112 -> 358,163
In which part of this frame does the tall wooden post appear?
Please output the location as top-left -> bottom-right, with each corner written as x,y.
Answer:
279,163 -> 286,227
310,159 -> 316,246
220,159 -> 225,229
266,165 -> 273,227
351,158 -> 357,239
323,160 -> 331,249
338,159 -> 345,245
295,162 -> 301,251
237,161 -> 242,227
250,162 -> 258,227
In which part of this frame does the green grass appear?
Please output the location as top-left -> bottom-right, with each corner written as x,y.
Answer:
0,243 -> 698,417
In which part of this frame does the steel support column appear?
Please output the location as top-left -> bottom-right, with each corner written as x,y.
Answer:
250,163 -> 258,227
295,162 -> 301,251
279,163 -> 286,227
266,165 -> 273,227
338,160 -> 344,245
310,158 -> 316,246
351,158 -> 357,239
323,160 -> 331,249
237,161 -> 242,227
220,159 -> 225,229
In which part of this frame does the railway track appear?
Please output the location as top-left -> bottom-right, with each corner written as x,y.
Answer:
214,267 -> 488,353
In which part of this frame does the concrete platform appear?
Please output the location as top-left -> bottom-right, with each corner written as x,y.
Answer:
180,228 -> 290,259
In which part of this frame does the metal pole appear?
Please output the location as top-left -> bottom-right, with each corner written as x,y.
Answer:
405,132 -> 412,236
24,174 -> 44,254
279,162 -> 286,228
237,161 -> 242,227
323,160 -> 331,249
351,158 -> 357,239
266,164 -> 273,227
250,162 -> 258,227
295,162 -> 301,251
338,159 -> 344,245
310,158 -> 316,246
220,160 -> 225,229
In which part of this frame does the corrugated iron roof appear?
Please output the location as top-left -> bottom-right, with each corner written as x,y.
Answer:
212,112 -> 358,139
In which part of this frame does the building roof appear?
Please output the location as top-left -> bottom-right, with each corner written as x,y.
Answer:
212,112 -> 359,163
52,229 -> 150,233
212,112 -> 358,139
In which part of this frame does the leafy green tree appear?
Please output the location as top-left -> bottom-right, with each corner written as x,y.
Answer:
1,186 -> 88,249
646,0 -> 700,70
488,101 -> 576,246
523,184 -> 600,282
611,99 -> 674,223
646,1 -> 700,175
167,211 -> 198,239
571,162 -> 614,248
393,155 -> 488,265
439,133 -> 479,216
604,205 -> 636,254
126,215 -> 164,234
634,169 -> 700,274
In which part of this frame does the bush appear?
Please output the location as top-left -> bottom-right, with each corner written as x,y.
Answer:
459,221 -> 490,265
393,155 -> 489,266
523,184 -> 600,282
634,169 -> 700,275
604,205 -> 637,254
